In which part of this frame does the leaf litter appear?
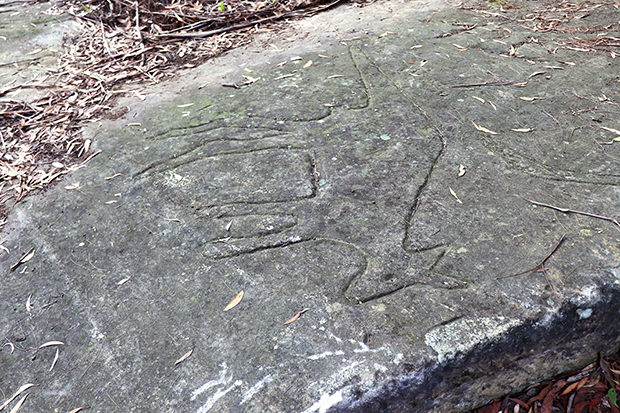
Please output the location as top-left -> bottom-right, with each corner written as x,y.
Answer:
10,248 -> 34,271
37,340 -> 64,350
472,121 -> 498,135
223,290 -> 244,311
49,348 -> 60,372
174,349 -> 193,365
283,308 -> 310,325
475,350 -> 620,413
449,187 -> 463,204
0,383 -> 37,411
0,0 -> 371,219
7,394 -> 28,413
67,407 -> 90,413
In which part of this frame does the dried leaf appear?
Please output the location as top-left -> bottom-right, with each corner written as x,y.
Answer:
561,377 -> 588,396
174,349 -> 193,365
242,75 -> 259,84
509,45 -> 517,56
601,126 -> 620,135
81,140 -> 91,157
472,121 -> 498,135
176,103 -> 194,108
10,248 -> 35,271
458,164 -> 467,177
223,290 -> 244,312
528,71 -> 547,79
67,407 -> 90,413
519,96 -> 544,101
303,60 -> 313,68
116,277 -> 130,285
449,187 -> 463,204
542,380 -> 565,412
25,295 -> 32,313
225,221 -> 232,231
283,308 -> 310,325
4,342 -> 14,354
38,341 -> 64,350
283,313 -> 301,325
472,96 -> 485,103
0,384 -> 36,411
511,128 -> 533,133
49,348 -> 59,372
274,74 -> 294,80
8,394 -> 28,413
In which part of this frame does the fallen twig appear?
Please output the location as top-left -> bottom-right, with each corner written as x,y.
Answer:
0,57 -> 41,68
0,83 -> 57,97
497,234 -> 566,280
448,80 -> 515,89
527,199 -> 620,229
0,0 -> 33,5
154,0 -> 343,39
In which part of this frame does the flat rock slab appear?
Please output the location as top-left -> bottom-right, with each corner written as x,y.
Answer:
2,1 -> 620,412
0,0 -> 79,101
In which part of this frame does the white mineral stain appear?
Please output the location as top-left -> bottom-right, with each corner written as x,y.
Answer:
191,362 -> 230,401
161,171 -> 190,188
240,375 -> 274,405
302,390 -> 343,413
392,353 -> 404,365
424,316 -> 520,363
308,350 -> 345,360
196,380 -> 242,413
576,308 -> 593,319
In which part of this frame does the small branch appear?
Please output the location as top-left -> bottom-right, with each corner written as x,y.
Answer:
155,13 -> 285,39
527,199 -> 620,229
0,0 -> 33,6
436,24 -> 477,39
449,72 -> 546,89
134,1 -> 143,43
155,0 -> 343,39
448,80 -> 515,89
100,20 -> 113,57
0,57 -> 41,68
497,234 -> 566,280
0,83 -> 57,97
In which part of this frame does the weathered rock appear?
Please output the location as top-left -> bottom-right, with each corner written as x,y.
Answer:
1,1 -> 620,412
0,0 -> 79,101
